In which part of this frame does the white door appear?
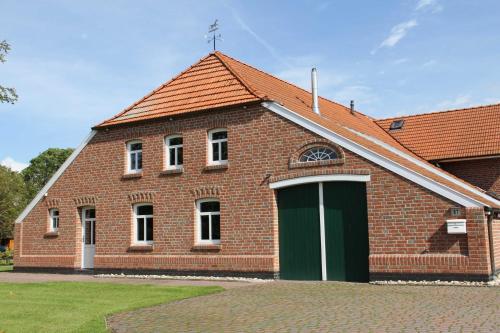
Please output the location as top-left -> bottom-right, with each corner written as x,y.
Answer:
82,208 -> 96,269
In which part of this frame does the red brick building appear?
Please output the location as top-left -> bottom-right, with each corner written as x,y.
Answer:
14,52 -> 500,281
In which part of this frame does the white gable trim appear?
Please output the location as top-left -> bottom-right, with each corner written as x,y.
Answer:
269,174 -> 370,189
342,126 -> 500,206
15,130 -> 97,223
262,101 -> 492,208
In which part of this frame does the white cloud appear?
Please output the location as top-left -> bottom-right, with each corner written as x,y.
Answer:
372,20 -> 418,54
231,9 -> 290,68
436,94 -> 472,110
416,0 -> 435,10
415,0 -> 443,13
1,157 -> 28,172
393,58 -> 409,65
333,85 -> 379,107
421,59 -> 437,68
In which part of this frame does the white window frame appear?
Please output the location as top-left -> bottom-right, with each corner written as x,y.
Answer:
133,204 -> 153,245
196,199 -> 221,245
127,140 -> 143,174
165,135 -> 183,170
208,129 -> 228,165
82,207 -> 96,245
49,208 -> 59,232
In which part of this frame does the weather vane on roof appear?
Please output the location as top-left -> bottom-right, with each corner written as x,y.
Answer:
206,19 -> 222,51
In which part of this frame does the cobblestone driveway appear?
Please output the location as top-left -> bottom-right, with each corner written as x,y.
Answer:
108,281 -> 500,333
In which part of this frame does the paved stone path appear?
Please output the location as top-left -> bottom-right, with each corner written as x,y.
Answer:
108,281 -> 500,333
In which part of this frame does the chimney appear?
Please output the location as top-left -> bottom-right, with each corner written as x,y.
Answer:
311,68 -> 320,115
350,100 -> 355,115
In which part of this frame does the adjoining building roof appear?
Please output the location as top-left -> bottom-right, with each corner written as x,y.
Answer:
376,104 -> 500,162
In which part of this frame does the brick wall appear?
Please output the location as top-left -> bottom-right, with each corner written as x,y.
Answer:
440,158 -> 500,194
14,104 -> 492,278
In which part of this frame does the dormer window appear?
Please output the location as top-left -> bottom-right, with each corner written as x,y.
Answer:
389,119 -> 405,130
299,147 -> 338,162
208,129 -> 228,165
165,135 -> 183,169
127,140 -> 142,173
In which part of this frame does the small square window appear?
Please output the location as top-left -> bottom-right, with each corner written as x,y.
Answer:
450,207 -> 461,217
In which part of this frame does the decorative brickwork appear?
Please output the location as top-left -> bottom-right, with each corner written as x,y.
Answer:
45,198 -> 60,209
289,139 -> 345,169
14,105 -> 495,278
190,186 -> 222,199
73,195 -> 98,207
127,191 -> 157,204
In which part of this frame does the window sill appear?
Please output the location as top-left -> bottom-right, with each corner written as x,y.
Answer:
159,167 -> 183,176
203,163 -> 228,172
122,172 -> 143,180
43,231 -> 59,238
191,244 -> 222,252
127,244 -> 153,252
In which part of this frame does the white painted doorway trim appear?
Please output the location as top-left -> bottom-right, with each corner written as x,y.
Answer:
318,183 -> 327,281
81,207 -> 96,269
270,174 -> 370,190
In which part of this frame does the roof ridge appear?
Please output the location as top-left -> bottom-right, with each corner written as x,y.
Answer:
214,51 -> 353,112
377,102 -> 500,121
96,53 -> 216,127
213,51 -> 268,100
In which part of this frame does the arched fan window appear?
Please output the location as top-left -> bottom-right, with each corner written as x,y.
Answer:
299,146 -> 338,162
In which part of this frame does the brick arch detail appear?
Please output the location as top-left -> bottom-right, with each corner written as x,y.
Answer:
45,198 -> 61,209
190,186 -> 222,200
269,168 -> 370,184
289,139 -> 345,169
73,195 -> 98,207
127,191 -> 157,204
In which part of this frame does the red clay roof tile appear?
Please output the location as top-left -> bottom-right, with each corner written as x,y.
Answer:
94,51 -> 499,207
376,104 -> 500,161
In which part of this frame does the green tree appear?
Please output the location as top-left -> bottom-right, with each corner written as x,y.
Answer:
0,166 -> 27,239
22,148 -> 74,200
0,40 -> 18,104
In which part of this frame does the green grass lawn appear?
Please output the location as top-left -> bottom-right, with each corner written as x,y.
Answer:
0,282 -> 222,333
0,265 -> 13,272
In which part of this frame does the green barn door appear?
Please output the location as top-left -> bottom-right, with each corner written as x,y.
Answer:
323,182 -> 369,282
278,183 -> 322,280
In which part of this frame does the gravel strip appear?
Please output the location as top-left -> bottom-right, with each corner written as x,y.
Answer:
95,273 -> 270,283
371,273 -> 500,287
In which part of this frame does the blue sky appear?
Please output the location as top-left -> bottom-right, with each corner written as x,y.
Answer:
1,0 -> 499,171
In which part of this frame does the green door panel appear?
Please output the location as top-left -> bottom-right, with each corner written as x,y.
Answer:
324,182 -> 369,282
278,183 -> 322,280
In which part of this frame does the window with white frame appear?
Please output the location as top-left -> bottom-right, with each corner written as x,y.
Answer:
165,135 -> 183,169
127,141 -> 143,173
134,204 -> 153,244
197,199 -> 220,244
208,129 -> 228,165
49,208 -> 59,231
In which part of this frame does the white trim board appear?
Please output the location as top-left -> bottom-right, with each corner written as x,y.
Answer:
15,130 -> 97,223
262,101 -> 495,208
270,174 -> 370,189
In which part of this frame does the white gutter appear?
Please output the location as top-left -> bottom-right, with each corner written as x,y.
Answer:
15,130 -> 98,223
262,101 -> 490,208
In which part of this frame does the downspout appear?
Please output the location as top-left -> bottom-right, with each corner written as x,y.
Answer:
485,207 -> 496,278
